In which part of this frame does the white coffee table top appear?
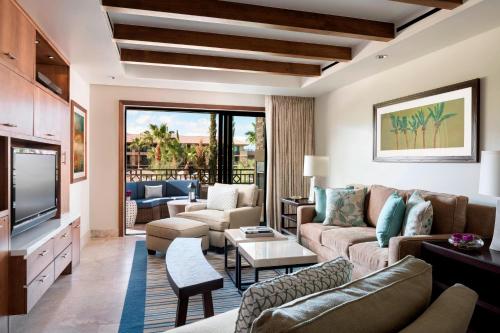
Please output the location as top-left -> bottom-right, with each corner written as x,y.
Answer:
167,199 -> 206,206
238,240 -> 317,268
224,228 -> 288,245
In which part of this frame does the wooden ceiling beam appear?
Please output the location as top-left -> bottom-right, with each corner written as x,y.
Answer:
120,49 -> 321,77
390,0 -> 463,10
102,0 -> 394,41
114,24 -> 352,62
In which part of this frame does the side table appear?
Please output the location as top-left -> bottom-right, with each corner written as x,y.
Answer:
421,239 -> 500,332
167,199 -> 206,217
125,199 -> 137,228
280,197 -> 314,235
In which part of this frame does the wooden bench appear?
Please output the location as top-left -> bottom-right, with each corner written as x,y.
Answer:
166,238 -> 223,327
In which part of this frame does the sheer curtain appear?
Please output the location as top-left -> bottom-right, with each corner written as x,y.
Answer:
265,96 -> 315,230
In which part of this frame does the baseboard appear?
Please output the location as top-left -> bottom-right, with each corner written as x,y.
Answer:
81,229 -> 91,249
90,229 -> 119,238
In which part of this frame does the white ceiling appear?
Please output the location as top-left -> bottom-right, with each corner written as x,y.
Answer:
17,0 -> 500,97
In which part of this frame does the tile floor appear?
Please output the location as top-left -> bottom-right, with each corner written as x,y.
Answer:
10,236 -> 143,333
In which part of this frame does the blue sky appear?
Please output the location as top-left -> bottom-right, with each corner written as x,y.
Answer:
127,110 -> 256,142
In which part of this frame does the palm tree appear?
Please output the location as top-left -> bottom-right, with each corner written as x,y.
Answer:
143,124 -> 174,162
399,116 -> 410,149
428,102 -> 456,148
129,137 -> 144,169
208,113 -> 217,183
245,122 -> 256,145
415,109 -> 431,148
408,115 -> 421,149
390,114 -> 401,150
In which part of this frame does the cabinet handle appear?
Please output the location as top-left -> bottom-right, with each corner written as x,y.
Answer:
39,250 -> 48,257
4,52 -> 16,60
38,275 -> 48,283
62,253 -> 69,259
62,152 -> 67,165
62,233 -> 68,239
45,133 -> 55,137
1,123 -> 18,128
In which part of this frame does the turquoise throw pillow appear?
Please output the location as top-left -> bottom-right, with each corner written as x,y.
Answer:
313,187 -> 326,222
376,193 -> 406,247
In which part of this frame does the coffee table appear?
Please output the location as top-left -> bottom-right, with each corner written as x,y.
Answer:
237,240 -> 317,292
167,199 -> 206,217
224,228 -> 287,289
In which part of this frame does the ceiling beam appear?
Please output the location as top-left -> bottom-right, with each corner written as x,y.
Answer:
120,49 -> 321,77
114,24 -> 352,62
390,0 -> 463,10
102,0 -> 395,42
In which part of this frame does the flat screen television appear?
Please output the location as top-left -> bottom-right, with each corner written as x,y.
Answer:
11,148 -> 58,236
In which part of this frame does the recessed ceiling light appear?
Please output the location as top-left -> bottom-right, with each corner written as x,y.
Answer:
376,54 -> 389,60
48,56 -> 54,60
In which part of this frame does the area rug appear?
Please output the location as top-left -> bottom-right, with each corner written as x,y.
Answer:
119,240 -> 279,333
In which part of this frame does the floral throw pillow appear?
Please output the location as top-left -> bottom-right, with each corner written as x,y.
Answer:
402,191 -> 433,236
323,188 -> 366,227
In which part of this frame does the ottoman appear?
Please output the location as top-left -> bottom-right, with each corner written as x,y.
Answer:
146,217 -> 209,255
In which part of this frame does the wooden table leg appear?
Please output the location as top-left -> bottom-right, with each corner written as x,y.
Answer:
175,296 -> 189,327
202,292 -> 214,318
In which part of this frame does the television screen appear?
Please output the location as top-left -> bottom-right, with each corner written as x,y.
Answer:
12,148 -> 58,235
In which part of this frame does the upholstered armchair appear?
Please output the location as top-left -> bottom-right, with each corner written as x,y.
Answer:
178,186 -> 264,249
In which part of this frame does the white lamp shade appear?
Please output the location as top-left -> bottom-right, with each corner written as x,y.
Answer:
479,151 -> 500,197
303,155 -> 329,177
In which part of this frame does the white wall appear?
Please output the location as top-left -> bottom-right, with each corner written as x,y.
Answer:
69,69 -> 91,245
89,85 -> 265,235
316,26 -> 500,206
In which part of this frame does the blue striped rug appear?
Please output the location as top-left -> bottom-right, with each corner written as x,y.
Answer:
120,240 -> 279,333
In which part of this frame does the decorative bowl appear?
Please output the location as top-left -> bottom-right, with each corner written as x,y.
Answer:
448,233 -> 484,250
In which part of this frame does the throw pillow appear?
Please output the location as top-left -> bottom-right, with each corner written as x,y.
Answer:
206,186 -> 238,211
214,183 -> 258,207
323,188 -> 366,227
403,192 -> 434,236
235,257 -> 353,333
313,186 -> 326,222
144,185 -> 163,199
376,192 -> 406,247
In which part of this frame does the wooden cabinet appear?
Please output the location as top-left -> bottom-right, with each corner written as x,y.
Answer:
34,86 -> 67,142
60,98 -> 71,213
0,214 -> 9,333
0,64 -> 34,136
0,0 -> 35,81
72,219 -> 81,269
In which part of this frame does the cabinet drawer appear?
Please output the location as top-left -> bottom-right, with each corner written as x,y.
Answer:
26,262 -> 54,312
54,225 -> 71,255
54,245 -> 71,279
26,239 -> 54,284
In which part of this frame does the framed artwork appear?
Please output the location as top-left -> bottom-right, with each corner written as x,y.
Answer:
373,79 -> 479,163
71,100 -> 88,183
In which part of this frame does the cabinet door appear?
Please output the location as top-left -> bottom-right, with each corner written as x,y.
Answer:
60,100 -> 70,213
34,86 -> 63,142
0,64 -> 34,136
0,0 -> 35,80
0,215 -> 9,331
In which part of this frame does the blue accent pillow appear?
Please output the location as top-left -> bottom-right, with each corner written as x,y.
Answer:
313,187 -> 326,222
376,192 -> 406,247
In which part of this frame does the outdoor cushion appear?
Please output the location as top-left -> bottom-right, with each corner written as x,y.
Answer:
172,196 -> 189,200
126,182 -> 138,200
178,209 -> 229,231
320,227 -> 377,259
300,223 -> 339,245
252,256 -> 432,333
349,241 -> 389,271
135,197 -> 171,209
137,181 -> 166,199
166,180 -> 200,197
145,185 -> 163,199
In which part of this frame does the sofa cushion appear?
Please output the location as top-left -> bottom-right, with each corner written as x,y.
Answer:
320,227 -> 377,259
145,217 -> 209,239
135,197 -> 171,209
323,188 -> 366,227
365,185 -> 410,227
376,193 -> 406,247
235,258 -> 353,333
178,209 -> 229,231
215,183 -> 258,207
349,241 -> 389,271
251,256 -> 432,333
313,186 -> 327,222
169,308 -> 238,333
403,192 -> 434,236
144,185 -> 163,199
207,186 -> 238,211
300,223 -> 339,245
166,180 -> 199,197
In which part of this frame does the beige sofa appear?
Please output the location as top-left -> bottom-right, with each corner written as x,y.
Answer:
178,186 -> 264,248
298,185 -> 496,277
168,256 -> 478,333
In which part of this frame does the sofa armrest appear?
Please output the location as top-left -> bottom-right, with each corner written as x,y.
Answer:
226,206 -> 262,230
185,202 -> 207,212
296,205 -> 316,243
400,284 -> 478,333
388,234 -> 451,265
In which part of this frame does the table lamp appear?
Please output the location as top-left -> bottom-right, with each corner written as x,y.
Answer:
303,155 -> 329,202
478,151 -> 500,251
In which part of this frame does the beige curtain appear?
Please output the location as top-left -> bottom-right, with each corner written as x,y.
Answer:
265,96 -> 315,230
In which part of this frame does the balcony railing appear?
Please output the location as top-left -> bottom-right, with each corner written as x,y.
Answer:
126,168 -> 255,185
